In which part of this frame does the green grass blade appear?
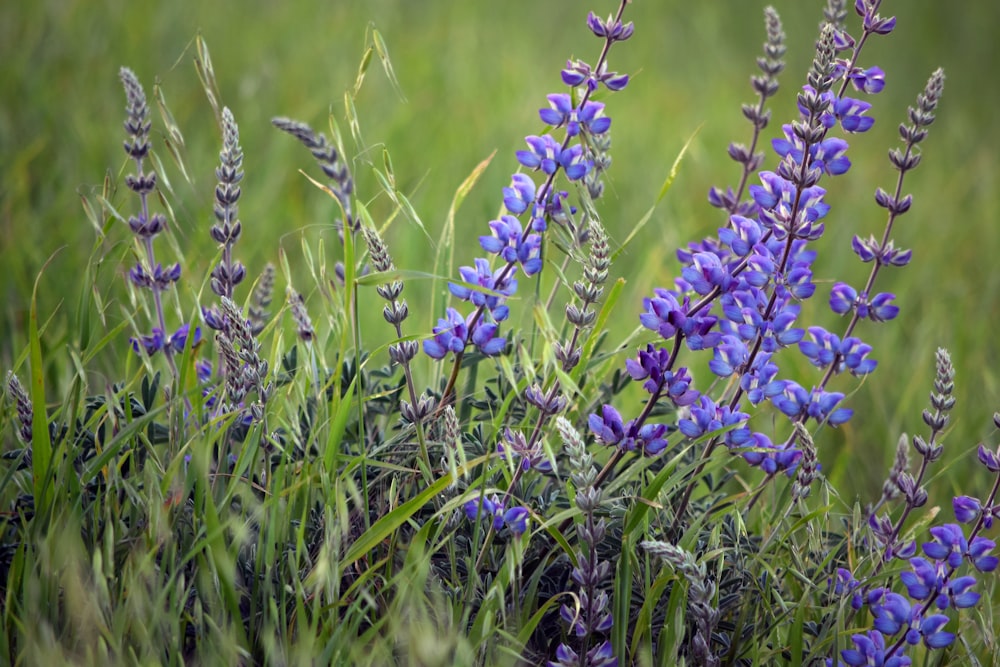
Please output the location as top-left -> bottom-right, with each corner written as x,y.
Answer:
29,263 -> 53,515
613,125 -> 701,261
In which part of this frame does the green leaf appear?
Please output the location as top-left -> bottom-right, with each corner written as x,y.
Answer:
324,374 -> 357,473
28,261 -> 54,515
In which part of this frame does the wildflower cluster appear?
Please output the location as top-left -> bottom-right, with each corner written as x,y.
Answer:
586,1 -> 918,537
425,3 -> 633,554
120,68 -> 199,369
6,1 -> 997,666
203,106 -> 248,329
827,348 -> 998,665
424,7 -> 629,367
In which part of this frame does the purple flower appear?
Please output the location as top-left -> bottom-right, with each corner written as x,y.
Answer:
872,592 -> 911,635
869,591 -> 954,648
900,557 -> 941,601
502,173 -> 536,216
830,283 -> 857,315
832,568 -> 864,610
168,323 -> 202,353
128,212 -> 167,238
463,495 -> 498,523
719,215 -> 763,257
922,524 -> 969,568
749,170 -> 795,211
130,327 -> 166,356
677,396 -> 751,447
740,354 -> 782,405
850,66 -> 886,94
840,337 -> 878,375
640,288 -> 687,340
743,251 -> 775,288
449,257 -> 517,312
868,292 -> 899,321
856,0 -> 897,35
709,335 -> 748,377
830,285 -> 897,322
196,359 -> 213,384
635,422 -> 670,456
479,215 -> 543,276
538,94 -> 611,137
423,307 -> 469,359
561,59 -> 629,92
129,261 -> 182,290
772,125 -> 851,175
946,575 -> 981,609
840,631 -> 910,667
739,432 -> 802,475
833,96 -> 875,132
920,525 -> 999,573
470,320 -> 507,356
586,11 -> 634,42
977,444 -> 1000,472
852,235 -> 914,267
953,496 -> 981,524
811,137 -> 852,175
968,536 -> 999,572
625,344 -> 672,393
498,428 -> 553,473
750,171 -> 830,238
799,326 -> 841,368
771,381 -> 853,426
912,615 -> 954,648
463,495 -> 530,536
785,264 -> 817,299
681,252 -> 733,295
589,404 -> 626,446
503,506 -> 530,535
516,135 -> 591,180
666,367 -> 700,407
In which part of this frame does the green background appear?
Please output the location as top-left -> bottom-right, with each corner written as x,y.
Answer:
1,0 -> 997,500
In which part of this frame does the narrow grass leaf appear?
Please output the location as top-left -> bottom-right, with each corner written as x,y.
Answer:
28,263 -> 54,514
614,125 -> 701,260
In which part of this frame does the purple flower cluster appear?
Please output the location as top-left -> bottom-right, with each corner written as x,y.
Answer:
833,517 -> 998,665
203,107 -> 249,334
830,346 -> 999,664
119,68 -> 194,363
130,323 -> 202,357
423,9 -> 630,364
584,0 -> 906,489
463,494 -> 529,537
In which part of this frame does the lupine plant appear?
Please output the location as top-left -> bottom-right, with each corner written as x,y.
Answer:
2,1 -> 996,665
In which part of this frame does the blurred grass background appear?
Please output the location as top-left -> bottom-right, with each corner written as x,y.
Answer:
1,0 -> 997,501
